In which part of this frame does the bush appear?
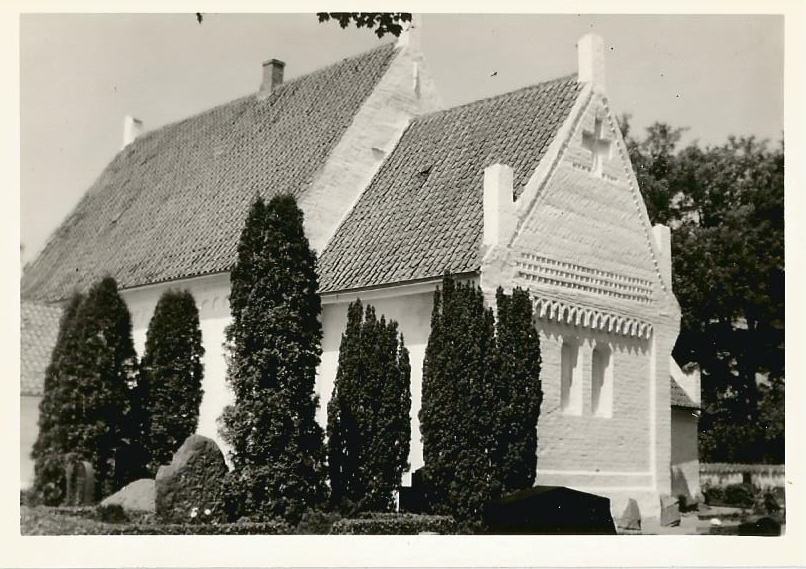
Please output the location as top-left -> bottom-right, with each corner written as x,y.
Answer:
32,453 -> 67,506
331,513 -> 457,535
106,520 -> 293,535
294,509 -> 343,534
136,289 -> 205,476
724,483 -> 757,509
327,300 -> 411,512
220,195 -> 327,524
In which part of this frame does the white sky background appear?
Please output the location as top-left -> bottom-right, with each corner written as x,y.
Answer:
19,13 -> 783,266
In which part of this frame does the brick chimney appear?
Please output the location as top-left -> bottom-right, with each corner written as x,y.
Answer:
261,58 -> 285,94
577,33 -> 605,94
122,116 -> 143,149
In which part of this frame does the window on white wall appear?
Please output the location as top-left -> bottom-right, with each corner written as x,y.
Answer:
591,345 -> 613,417
560,341 -> 582,415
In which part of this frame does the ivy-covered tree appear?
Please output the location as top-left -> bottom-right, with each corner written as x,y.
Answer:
33,277 -> 138,500
31,292 -> 85,505
419,276 -> 499,529
136,289 -> 204,475
219,194 -> 327,524
493,287 -> 542,494
327,300 -> 411,513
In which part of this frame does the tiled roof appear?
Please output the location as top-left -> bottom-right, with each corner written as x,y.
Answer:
21,42 -> 399,302
318,75 -> 582,292
20,302 -> 63,396
670,376 -> 699,409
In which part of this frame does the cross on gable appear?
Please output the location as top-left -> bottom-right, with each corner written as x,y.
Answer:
582,117 -> 612,177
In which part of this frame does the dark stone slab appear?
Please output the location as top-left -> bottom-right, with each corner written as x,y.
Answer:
483,486 -> 617,535
660,494 -> 681,527
619,498 -> 642,531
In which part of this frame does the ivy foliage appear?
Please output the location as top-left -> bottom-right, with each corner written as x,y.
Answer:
33,277 -> 138,502
327,300 -> 411,513
219,194 -> 327,524
136,289 -> 204,475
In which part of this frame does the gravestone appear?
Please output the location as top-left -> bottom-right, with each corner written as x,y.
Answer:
660,494 -> 681,527
483,486 -> 617,534
619,498 -> 642,531
155,435 -> 228,523
64,456 -> 95,506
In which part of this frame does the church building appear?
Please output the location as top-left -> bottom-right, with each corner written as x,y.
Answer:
21,23 -> 700,518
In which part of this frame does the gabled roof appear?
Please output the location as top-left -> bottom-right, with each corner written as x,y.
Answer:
20,302 -> 63,396
319,75 -> 582,292
22,42 -> 399,303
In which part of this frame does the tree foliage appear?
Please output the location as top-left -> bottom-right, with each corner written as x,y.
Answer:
494,287 -> 542,494
33,277 -> 138,501
620,116 -> 784,463
419,276 -> 500,528
317,12 -> 412,38
219,194 -> 327,524
327,300 -> 411,513
136,289 -> 205,475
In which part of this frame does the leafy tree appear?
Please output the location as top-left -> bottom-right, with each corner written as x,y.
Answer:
317,12 -> 412,38
219,194 -> 327,524
620,116 -> 784,463
136,289 -> 204,475
32,292 -> 84,505
493,287 -> 542,494
327,300 -> 411,513
420,276 -> 499,529
33,277 -> 138,500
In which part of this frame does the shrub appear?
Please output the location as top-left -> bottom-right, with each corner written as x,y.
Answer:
327,300 -> 411,512
295,509 -> 343,534
493,287 -> 542,494
136,289 -> 205,476
330,513 -> 457,535
703,484 -> 723,505
33,278 -> 139,501
219,195 -> 327,524
32,453 -> 66,506
724,483 -> 756,509
420,277 -> 499,527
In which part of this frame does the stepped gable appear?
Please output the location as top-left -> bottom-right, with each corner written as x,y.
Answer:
20,301 -> 63,395
319,74 -> 582,293
21,43 -> 399,303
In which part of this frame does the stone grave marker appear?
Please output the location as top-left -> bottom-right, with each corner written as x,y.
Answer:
65,456 -> 96,506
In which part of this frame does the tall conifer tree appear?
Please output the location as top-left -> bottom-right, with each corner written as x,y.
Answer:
494,286 -> 542,494
32,293 -> 85,504
327,300 -> 411,512
220,194 -> 326,523
420,276 -> 499,528
33,277 -> 138,500
136,289 -> 204,475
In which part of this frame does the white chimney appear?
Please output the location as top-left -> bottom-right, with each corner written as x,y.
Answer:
122,116 -> 143,149
396,13 -> 422,51
652,223 -> 672,290
483,164 -> 516,247
577,33 -> 605,94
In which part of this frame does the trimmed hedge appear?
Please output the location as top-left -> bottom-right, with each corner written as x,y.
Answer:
331,513 -> 457,535
105,520 -> 292,535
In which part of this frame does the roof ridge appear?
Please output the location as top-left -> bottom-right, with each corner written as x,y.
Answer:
130,41 -> 400,148
413,72 -> 579,123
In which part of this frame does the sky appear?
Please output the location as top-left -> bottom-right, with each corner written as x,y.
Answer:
19,13 -> 784,266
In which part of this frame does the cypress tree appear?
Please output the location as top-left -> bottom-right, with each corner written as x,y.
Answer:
494,286 -> 542,494
420,275 -> 499,528
220,194 -> 326,524
33,277 -> 138,500
32,293 -> 85,505
327,301 -> 411,512
137,289 -> 204,475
